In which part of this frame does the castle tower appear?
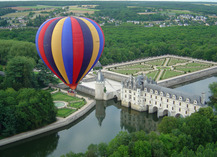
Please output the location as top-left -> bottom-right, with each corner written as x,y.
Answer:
95,69 -> 105,100
201,93 -> 206,105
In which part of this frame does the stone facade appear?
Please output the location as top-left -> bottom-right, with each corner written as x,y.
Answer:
121,75 -> 205,117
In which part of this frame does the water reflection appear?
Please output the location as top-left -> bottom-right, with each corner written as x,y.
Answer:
120,107 -> 160,133
0,133 -> 59,157
95,99 -> 161,133
95,101 -> 106,126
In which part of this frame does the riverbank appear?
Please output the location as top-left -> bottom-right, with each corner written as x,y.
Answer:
0,94 -> 96,147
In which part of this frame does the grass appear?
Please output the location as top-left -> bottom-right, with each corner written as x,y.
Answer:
167,58 -> 188,66
122,64 -> 152,70
57,108 -> 76,118
112,69 -> 139,75
2,12 -> 29,18
146,71 -> 159,79
52,92 -> 81,102
185,62 -> 211,67
175,67 -> 208,73
69,101 -> 86,109
146,59 -> 164,66
18,5 -> 60,9
156,66 -> 171,70
161,70 -> 183,80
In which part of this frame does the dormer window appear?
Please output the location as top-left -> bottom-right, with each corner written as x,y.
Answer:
160,92 -> 163,96
186,98 -> 190,103
172,95 -> 176,100
166,93 -> 170,98
155,90 -> 158,95
179,96 -> 182,101
150,89 -> 153,94
194,100 -> 197,104
144,88 -> 147,92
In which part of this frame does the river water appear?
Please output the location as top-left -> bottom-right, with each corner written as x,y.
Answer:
0,76 -> 216,157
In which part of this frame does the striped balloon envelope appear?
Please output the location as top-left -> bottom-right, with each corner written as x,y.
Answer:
35,17 -> 105,90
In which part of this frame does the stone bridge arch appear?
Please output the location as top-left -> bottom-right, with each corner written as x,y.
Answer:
162,109 -> 171,116
175,113 -> 183,118
148,106 -> 158,114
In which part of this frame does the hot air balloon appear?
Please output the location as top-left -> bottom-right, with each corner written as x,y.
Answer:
35,17 -> 105,90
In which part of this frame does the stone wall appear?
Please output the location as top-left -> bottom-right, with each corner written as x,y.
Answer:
82,76 -> 96,82
76,84 -> 95,96
102,70 -> 128,82
158,66 -> 217,87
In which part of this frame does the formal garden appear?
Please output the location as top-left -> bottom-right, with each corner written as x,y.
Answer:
51,91 -> 86,118
108,57 -> 214,81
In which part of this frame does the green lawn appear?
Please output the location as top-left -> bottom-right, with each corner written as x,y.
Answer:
156,66 -> 171,70
145,59 -> 164,66
119,64 -> 151,69
52,92 -> 81,102
57,108 -> 76,118
112,69 -> 139,75
185,62 -> 211,67
167,58 -> 188,66
161,70 -> 183,80
69,101 -> 86,109
146,71 -> 159,79
175,66 -> 209,73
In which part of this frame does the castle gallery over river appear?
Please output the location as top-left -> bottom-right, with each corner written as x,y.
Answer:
66,55 -> 217,118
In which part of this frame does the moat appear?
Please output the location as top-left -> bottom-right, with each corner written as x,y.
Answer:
0,75 -> 216,157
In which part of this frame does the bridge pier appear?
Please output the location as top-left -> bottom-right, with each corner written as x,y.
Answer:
157,108 -> 164,118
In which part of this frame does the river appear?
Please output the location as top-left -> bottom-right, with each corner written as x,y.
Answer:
0,75 -> 216,157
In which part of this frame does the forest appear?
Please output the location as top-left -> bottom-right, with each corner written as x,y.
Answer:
0,25 -> 216,66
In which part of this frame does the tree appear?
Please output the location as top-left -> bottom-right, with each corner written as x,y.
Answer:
181,113 -> 212,149
4,56 -> 36,90
208,82 -> 217,111
132,140 -> 152,157
158,116 -> 178,134
0,88 -> 56,137
36,59 -> 59,87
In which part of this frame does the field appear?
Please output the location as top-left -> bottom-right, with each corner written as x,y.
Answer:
160,9 -> 192,14
67,5 -> 99,14
137,12 -> 156,15
2,12 -> 30,18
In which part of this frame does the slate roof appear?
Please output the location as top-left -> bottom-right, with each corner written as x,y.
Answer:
94,61 -> 102,68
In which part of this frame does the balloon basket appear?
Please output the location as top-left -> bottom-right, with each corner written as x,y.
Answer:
67,89 -> 76,97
